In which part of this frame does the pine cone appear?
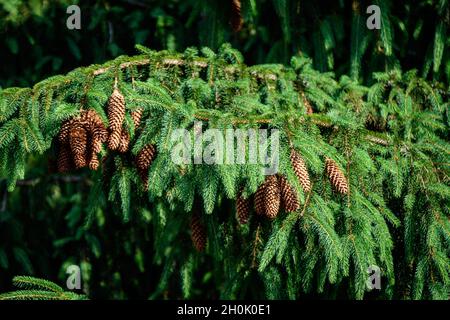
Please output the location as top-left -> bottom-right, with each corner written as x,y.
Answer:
91,129 -> 106,155
325,158 -> 348,194
84,110 -> 107,169
254,181 -> 266,216
57,143 -> 73,173
290,149 -> 311,193
136,144 -> 157,171
264,175 -> 281,219
131,108 -> 143,129
136,144 -> 157,189
107,88 -> 126,132
107,88 -> 126,150
58,119 -> 73,144
117,130 -> 130,153
236,188 -> 250,224
69,121 -> 88,169
230,0 -> 243,32
88,146 -> 100,170
278,175 -> 300,212
108,130 -> 122,150
83,110 -> 107,138
89,153 -> 100,171
190,214 -> 207,252
82,109 -> 103,129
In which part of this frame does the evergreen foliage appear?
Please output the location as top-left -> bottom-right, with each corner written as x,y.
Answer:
1,0 -> 449,88
0,0 -> 449,300
0,43 -> 448,300
0,276 -> 87,300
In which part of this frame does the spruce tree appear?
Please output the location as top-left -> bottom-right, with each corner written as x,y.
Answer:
0,0 -> 448,300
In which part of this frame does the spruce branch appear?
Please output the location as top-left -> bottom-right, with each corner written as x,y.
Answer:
0,276 -> 87,300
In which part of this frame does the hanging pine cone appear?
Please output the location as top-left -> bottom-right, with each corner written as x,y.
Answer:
290,149 -> 311,193
131,108 -> 143,129
69,121 -> 88,169
278,175 -> 300,212
84,110 -> 107,169
230,0 -> 243,32
136,144 -> 157,171
58,119 -> 74,144
88,153 -> 100,171
108,128 -> 122,151
264,175 -> 281,219
190,214 -> 207,252
84,110 -> 107,138
57,143 -> 73,173
117,131 -> 130,153
91,127 -> 107,155
107,88 -> 126,132
82,109 -> 102,129
325,157 -> 348,194
107,87 -> 126,150
136,144 -> 157,189
236,188 -> 250,224
254,181 -> 266,216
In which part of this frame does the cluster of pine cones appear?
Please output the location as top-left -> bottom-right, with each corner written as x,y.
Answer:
235,149 -> 349,225
56,86 -> 157,189
57,109 -> 108,172
191,149 -> 349,252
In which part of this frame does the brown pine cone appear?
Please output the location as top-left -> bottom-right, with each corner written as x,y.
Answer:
91,129 -> 106,155
117,130 -> 130,153
136,144 -> 157,171
107,88 -> 126,150
84,110 -> 108,164
236,188 -> 250,224
278,175 -> 300,212
58,119 -> 74,144
81,109 -> 103,128
136,144 -> 157,189
57,143 -> 73,173
83,110 -> 107,136
131,108 -> 143,129
107,129 -> 122,150
107,88 -> 126,132
190,213 -> 207,252
69,121 -> 88,169
325,158 -> 348,194
88,153 -> 100,171
264,175 -> 281,219
254,181 -> 266,216
290,149 -> 311,193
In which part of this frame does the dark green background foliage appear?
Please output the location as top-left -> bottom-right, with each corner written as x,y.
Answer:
1,0 -> 449,88
0,0 -> 449,300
